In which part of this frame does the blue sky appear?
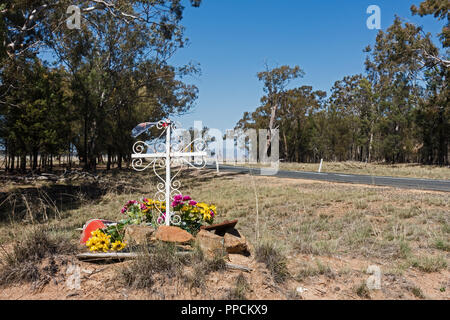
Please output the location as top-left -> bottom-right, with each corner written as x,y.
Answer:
169,0 -> 446,131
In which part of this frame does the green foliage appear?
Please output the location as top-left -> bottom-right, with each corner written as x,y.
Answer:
411,0 -> 450,47
0,0 -> 201,172
237,9 -> 448,165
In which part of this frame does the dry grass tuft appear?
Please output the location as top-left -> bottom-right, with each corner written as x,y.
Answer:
255,243 -> 289,284
296,260 -> 335,281
0,226 -> 75,286
355,282 -> 371,299
118,242 -> 186,290
119,243 -> 226,291
226,273 -> 250,300
408,255 -> 447,273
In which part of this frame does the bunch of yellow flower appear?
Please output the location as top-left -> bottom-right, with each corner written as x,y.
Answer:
86,229 -> 126,252
142,198 -> 166,212
196,202 -> 216,223
86,229 -> 111,252
111,240 -> 126,251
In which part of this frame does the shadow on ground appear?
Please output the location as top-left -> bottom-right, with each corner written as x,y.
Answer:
0,168 -> 245,223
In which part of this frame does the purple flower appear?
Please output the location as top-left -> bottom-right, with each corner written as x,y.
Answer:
189,200 -> 197,206
183,195 -> 192,201
174,194 -> 183,201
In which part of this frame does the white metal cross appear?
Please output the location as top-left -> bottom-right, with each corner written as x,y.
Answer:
131,119 -> 207,226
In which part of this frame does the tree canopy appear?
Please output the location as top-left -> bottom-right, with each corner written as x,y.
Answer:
237,2 -> 449,165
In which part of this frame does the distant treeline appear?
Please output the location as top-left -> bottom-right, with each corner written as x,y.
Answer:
236,3 -> 449,165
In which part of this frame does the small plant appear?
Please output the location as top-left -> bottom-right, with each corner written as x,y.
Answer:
409,286 -> 425,299
296,261 -> 334,281
408,255 -> 447,273
355,282 -> 371,299
120,243 -> 226,291
255,243 -> 289,284
185,248 -> 226,290
396,241 -> 412,259
355,200 -> 368,210
227,274 -> 250,300
433,238 -> 449,252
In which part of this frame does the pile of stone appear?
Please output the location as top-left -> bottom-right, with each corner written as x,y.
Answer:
123,219 -> 249,257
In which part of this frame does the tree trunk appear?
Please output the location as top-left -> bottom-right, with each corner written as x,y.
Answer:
20,154 -> 26,172
118,153 -> 122,169
107,147 -> 112,170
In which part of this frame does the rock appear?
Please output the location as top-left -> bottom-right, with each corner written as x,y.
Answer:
195,229 -> 225,257
124,225 -> 155,245
155,225 -> 193,244
200,219 -> 238,236
224,232 -> 248,254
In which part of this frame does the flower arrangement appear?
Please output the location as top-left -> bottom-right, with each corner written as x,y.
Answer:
86,229 -> 126,252
121,194 -> 216,234
170,194 -> 216,233
85,194 -> 216,251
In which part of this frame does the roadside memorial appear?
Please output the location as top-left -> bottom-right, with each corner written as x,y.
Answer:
78,119 -> 249,263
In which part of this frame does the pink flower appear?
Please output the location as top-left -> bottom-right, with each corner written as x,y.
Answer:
183,195 -> 192,201
171,200 -> 181,207
189,200 -> 197,206
157,213 -> 166,224
174,194 -> 183,201
121,207 -> 127,214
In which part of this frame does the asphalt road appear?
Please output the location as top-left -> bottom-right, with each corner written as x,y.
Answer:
211,165 -> 450,192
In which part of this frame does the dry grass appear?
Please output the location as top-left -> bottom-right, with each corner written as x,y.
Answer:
354,282 -> 371,299
0,226 -> 76,287
226,273 -> 251,300
118,242 -> 187,290
118,241 -> 226,292
255,243 -> 290,284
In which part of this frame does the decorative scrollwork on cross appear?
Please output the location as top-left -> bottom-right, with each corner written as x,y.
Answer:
131,119 -> 207,226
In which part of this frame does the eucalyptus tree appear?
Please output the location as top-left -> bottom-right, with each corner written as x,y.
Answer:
327,75 -> 377,162
364,17 -> 441,163
256,65 -> 304,156
411,0 -> 450,51
44,0 -> 201,170
236,85 -> 325,162
0,1 -> 201,171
